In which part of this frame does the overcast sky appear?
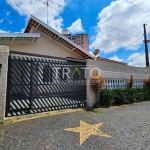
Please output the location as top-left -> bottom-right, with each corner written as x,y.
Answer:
0,0 -> 150,67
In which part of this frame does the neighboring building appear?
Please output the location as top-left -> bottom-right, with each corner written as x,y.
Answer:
97,57 -> 127,65
62,29 -> 89,52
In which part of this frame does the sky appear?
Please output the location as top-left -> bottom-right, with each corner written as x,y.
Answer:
0,0 -> 150,67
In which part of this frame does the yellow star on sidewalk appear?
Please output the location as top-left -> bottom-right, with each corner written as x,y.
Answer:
64,120 -> 112,145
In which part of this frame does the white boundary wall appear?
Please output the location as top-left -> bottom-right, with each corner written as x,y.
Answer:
86,59 -> 150,107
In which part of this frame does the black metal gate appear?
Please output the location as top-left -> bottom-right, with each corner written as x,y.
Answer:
6,51 -> 86,117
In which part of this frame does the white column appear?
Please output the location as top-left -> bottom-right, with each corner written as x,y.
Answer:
86,60 -> 96,107
0,45 -> 9,121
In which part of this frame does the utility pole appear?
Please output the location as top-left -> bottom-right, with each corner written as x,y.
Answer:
143,24 -> 150,66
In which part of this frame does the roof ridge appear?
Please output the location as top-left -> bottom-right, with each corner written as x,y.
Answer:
24,15 -> 94,59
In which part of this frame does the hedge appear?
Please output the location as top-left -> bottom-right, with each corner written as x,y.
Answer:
99,87 -> 150,107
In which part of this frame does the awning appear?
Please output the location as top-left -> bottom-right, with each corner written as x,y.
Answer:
0,33 -> 40,44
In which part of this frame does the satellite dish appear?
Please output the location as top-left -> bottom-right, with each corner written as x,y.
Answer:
93,49 -> 100,56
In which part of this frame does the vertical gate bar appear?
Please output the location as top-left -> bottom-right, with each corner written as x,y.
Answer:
84,62 -> 87,106
29,60 -> 33,112
5,55 -> 11,117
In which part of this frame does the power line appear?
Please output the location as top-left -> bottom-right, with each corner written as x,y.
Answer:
107,36 -> 144,58
39,0 -> 142,49
126,0 -> 150,16
96,31 -> 140,48
7,0 -> 146,62
8,0 -> 26,15
106,36 -> 144,59
48,0 -> 137,37
39,0 -> 145,60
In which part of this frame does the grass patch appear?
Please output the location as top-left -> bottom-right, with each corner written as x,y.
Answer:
93,109 -> 102,114
85,107 -> 102,115
0,121 -> 4,125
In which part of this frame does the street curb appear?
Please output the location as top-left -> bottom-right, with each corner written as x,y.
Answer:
4,108 -> 84,124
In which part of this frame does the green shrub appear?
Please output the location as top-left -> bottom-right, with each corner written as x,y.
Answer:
126,88 -> 137,103
100,89 -> 114,107
99,87 -> 150,107
113,89 -> 126,105
0,121 -> 4,125
142,86 -> 150,100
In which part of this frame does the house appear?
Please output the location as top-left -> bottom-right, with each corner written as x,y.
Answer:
0,15 -> 127,64
0,15 -> 97,117
0,15 -> 94,60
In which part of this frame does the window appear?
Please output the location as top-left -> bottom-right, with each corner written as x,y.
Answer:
72,37 -> 76,40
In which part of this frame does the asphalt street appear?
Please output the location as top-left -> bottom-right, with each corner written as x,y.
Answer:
0,102 -> 150,150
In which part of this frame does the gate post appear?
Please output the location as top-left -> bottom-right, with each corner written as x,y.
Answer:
0,45 -> 9,122
86,59 -> 97,107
